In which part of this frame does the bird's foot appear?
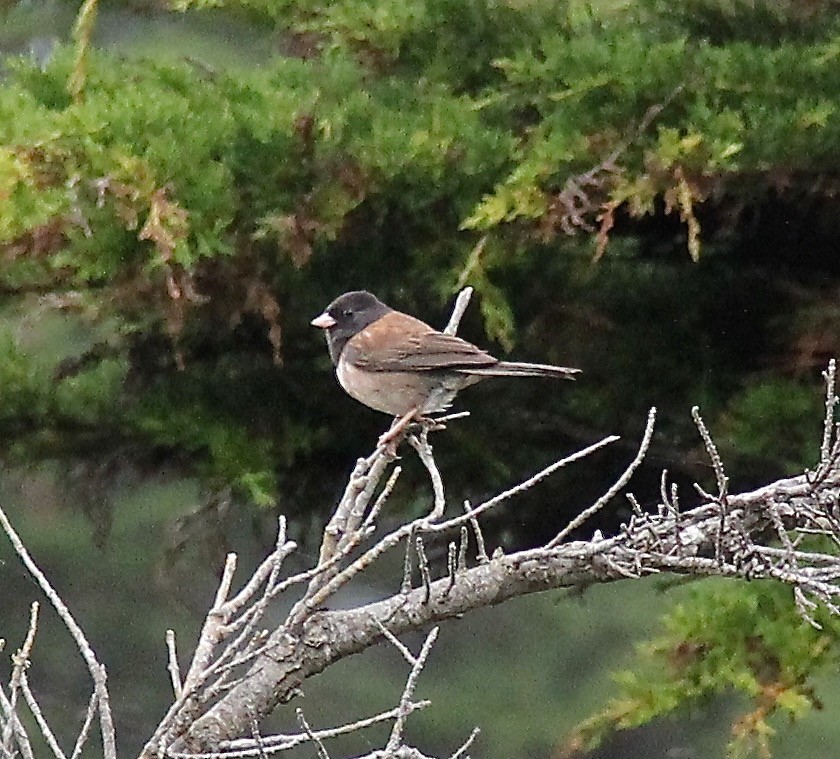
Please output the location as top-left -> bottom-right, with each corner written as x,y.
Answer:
411,410 -> 470,435
377,409 -> 420,452
377,409 -> 469,454
411,415 -> 447,433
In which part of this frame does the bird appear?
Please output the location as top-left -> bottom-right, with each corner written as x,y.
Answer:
311,291 -> 580,424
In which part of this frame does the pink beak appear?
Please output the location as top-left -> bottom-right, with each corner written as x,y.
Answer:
311,312 -> 336,329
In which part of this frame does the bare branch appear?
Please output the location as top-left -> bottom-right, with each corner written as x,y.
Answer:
443,287 -> 474,335
0,504 -> 116,759
295,709 -> 330,759
820,358 -> 838,475
70,691 -> 98,759
1,352 -> 829,759
408,432 -> 446,520
463,500 -> 489,565
0,687 -> 34,759
448,727 -> 480,759
385,627 -> 439,752
549,408 -> 656,546
692,405 -> 729,500
20,673 -> 67,759
166,630 -> 183,698
171,433 -> 621,753
177,381 -> 840,753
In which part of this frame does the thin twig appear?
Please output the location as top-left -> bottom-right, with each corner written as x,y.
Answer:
692,406 -> 728,500
549,409 -> 656,547
0,687 -> 35,759
820,359 -> 837,471
416,537 -> 432,605
0,505 -> 117,759
448,727 -> 480,759
225,517 -> 291,613
5,600 -> 40,755
385,627 -> 439,752
409,433 -> 446,520
372,616 -> 417,666
448,436 -> 621,537
692,406 -> 730,564
295,709 -> 330,759
70,692 -> 98,759
364,466 -> 402,529
443,287 -> 474,335
402,528 -> 415,595
463,500 -> 489,564
457,526 -> 469,573
446,541 -> 457,595
20,673 -> 67,759
166,630 -> 182,698
180,553 -> 238,695
174,703 -> 432,758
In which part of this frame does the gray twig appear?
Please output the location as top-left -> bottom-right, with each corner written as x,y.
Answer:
457,526 -> 469,573
19,673 -> 66,759
463,500 -> 489,565
166,630 -> 182,699
820,358 -> 838,475
295,709 -> 329,759
416,537 -> 432,605
446,541 -> 458,595
409,432 -> 446,520
0,506 -> 116,759
448,727 -> 480,759
385,628 -> 439,752
549,408 -> 656,547
443,288 -> 474,335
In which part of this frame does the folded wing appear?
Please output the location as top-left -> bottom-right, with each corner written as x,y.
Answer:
346,313 -> 498,372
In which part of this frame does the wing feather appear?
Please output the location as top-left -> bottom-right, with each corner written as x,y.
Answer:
346,313 -> 497,372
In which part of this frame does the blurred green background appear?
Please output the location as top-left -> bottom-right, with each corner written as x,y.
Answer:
2,0 -> 840,757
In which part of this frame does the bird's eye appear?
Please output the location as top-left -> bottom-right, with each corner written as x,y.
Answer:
342,309 -> 353,318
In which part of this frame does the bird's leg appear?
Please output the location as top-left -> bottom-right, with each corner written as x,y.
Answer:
377,409 -> 470,452
411,410 -> 470,434
413,415 -> 448,433
378,408 -> 420,450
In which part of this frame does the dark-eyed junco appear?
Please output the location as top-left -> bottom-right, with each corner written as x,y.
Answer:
311,291 -> 580,419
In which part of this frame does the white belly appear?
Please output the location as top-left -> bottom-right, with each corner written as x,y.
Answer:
336,361 -> 471,416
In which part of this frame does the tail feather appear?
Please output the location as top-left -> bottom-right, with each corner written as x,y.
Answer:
461,361 -> 580,380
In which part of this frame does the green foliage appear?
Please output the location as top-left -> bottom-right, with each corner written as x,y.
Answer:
0,39 -> 514,491
1,0 -> 839,505
174,0 -> 566,91
567,579 -> 840,758
720,379 -> 823,476
0,319 -> 127,448
466,27 -> 840,252
130,395 -> 278,506
640,0 -> 840,44
0,42 -> 510,278
2,3 -> 840,752
0,326 -> 56,421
